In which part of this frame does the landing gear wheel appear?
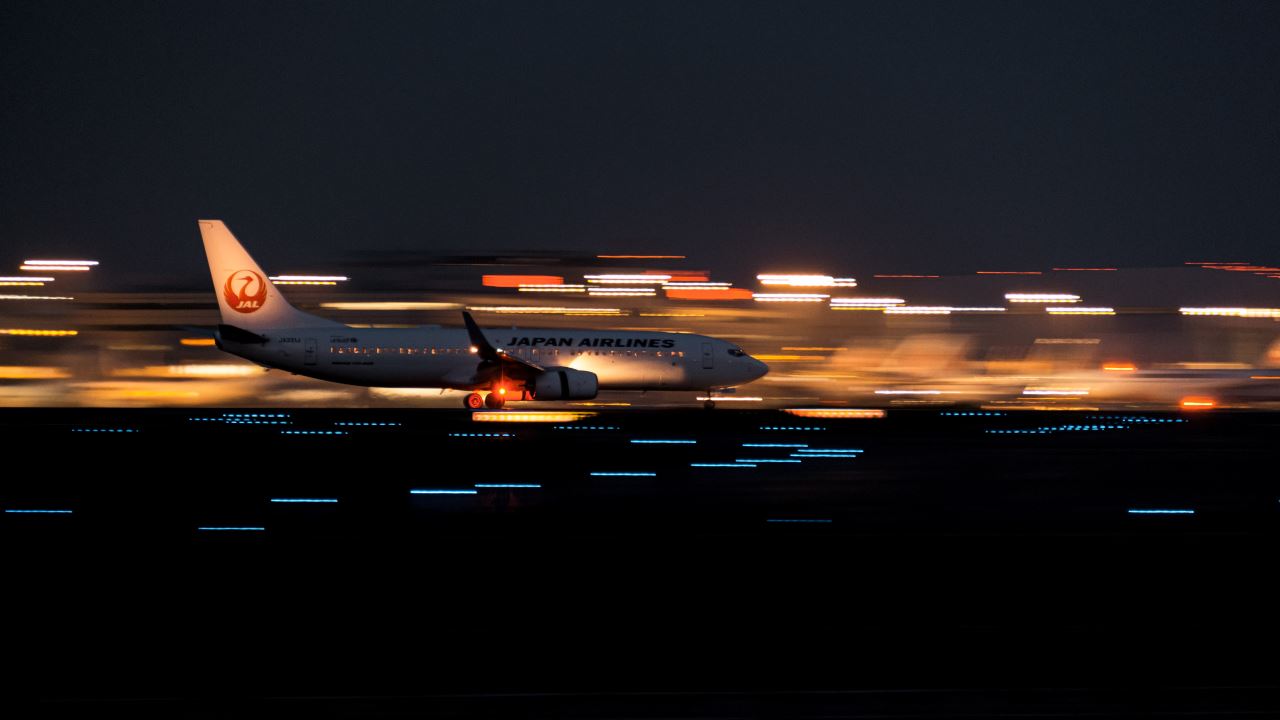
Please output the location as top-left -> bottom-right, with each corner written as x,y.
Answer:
704,399 -> 716,410
485,393 -> 506,409
464,392 -> 485,410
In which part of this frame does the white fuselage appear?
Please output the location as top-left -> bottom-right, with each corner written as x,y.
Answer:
217,325 -> 768,392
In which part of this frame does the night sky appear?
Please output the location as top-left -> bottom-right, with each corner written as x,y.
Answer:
2,1 -> 1278,286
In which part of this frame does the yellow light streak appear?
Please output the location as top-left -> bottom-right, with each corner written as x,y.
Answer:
111,364 -> 264,379
0,328 -> 78,336
180,338 -> 217,347
472,411 -> 597,423
783,408 -> 886,419
754,354 -> 825,362
0,366 -> 70,380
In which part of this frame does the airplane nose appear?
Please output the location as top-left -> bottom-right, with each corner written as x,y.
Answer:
748,356 -> 769,380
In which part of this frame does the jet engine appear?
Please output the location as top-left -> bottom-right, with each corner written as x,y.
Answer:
531,368 -> 599,400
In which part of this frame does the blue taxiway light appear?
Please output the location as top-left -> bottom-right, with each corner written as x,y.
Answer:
71,428 -> 138,433
590,472 -> 657,477
448,430 -> 512,438
736,458 -> 802,463
553,425 -> 621,430
475,483 -> 542,489
741,443 -> 808,448
281,430 -> 348,436
270,498 -> 339,503
794,448 -> 863,453
791,453 -> 860,458
759,426 -> 825,431
1128,509 -> 1196,515
630,439 -> 697,444
691,463 -> 758,468
410,489 -> 478,495
335,421 -> 401,426
5,509 -> 73,514
767,519 -> 834,523
198,526 -> 265,531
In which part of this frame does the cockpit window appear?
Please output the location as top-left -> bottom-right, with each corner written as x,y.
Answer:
727,348 -> 746,357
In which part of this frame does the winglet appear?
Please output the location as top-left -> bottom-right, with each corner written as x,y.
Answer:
462,311 -> 499,360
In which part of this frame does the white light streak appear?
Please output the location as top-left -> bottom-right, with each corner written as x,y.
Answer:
1179,307 -> 1280,318
584,274 -> 671,284
23,260 -> 98,266
1005,293 -> 1081,303
518,284 -> 588,292
884,306 -> 952,315
269,275 -> 349,281
753,293 -> 830,303
1046,307 -> 1115,315
757,274 -> 857,287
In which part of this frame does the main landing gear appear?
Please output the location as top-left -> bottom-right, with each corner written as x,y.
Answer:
463,391 -> 507,410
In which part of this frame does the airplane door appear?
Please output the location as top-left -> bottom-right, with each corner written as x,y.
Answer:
305,338 -> 317,366
701,342 -> 714,370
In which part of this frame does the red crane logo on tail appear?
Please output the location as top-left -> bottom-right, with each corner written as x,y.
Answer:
223,270 -> 268,313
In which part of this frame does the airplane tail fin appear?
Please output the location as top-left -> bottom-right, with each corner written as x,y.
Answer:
199,220 -> 342,330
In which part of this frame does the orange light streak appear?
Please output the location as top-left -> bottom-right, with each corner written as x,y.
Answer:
784,408 -> 886,419
482,275 -> 564,288
665,288 -> 754,301
1179,397 -> 1216,410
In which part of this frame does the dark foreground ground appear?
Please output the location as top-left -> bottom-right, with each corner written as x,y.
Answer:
4,407 -> 1280,718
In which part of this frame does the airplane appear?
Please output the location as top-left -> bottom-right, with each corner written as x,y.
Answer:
199,219 -> 768,408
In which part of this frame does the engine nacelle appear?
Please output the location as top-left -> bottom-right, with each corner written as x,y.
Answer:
531,368 -> 599,400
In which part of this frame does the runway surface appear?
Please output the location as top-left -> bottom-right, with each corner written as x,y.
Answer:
6,407 -> 1280,717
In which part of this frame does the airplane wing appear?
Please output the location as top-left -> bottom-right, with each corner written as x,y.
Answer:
462,310 -> 544,382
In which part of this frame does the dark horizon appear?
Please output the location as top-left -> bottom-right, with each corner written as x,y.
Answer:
3,1 -> 1280,287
